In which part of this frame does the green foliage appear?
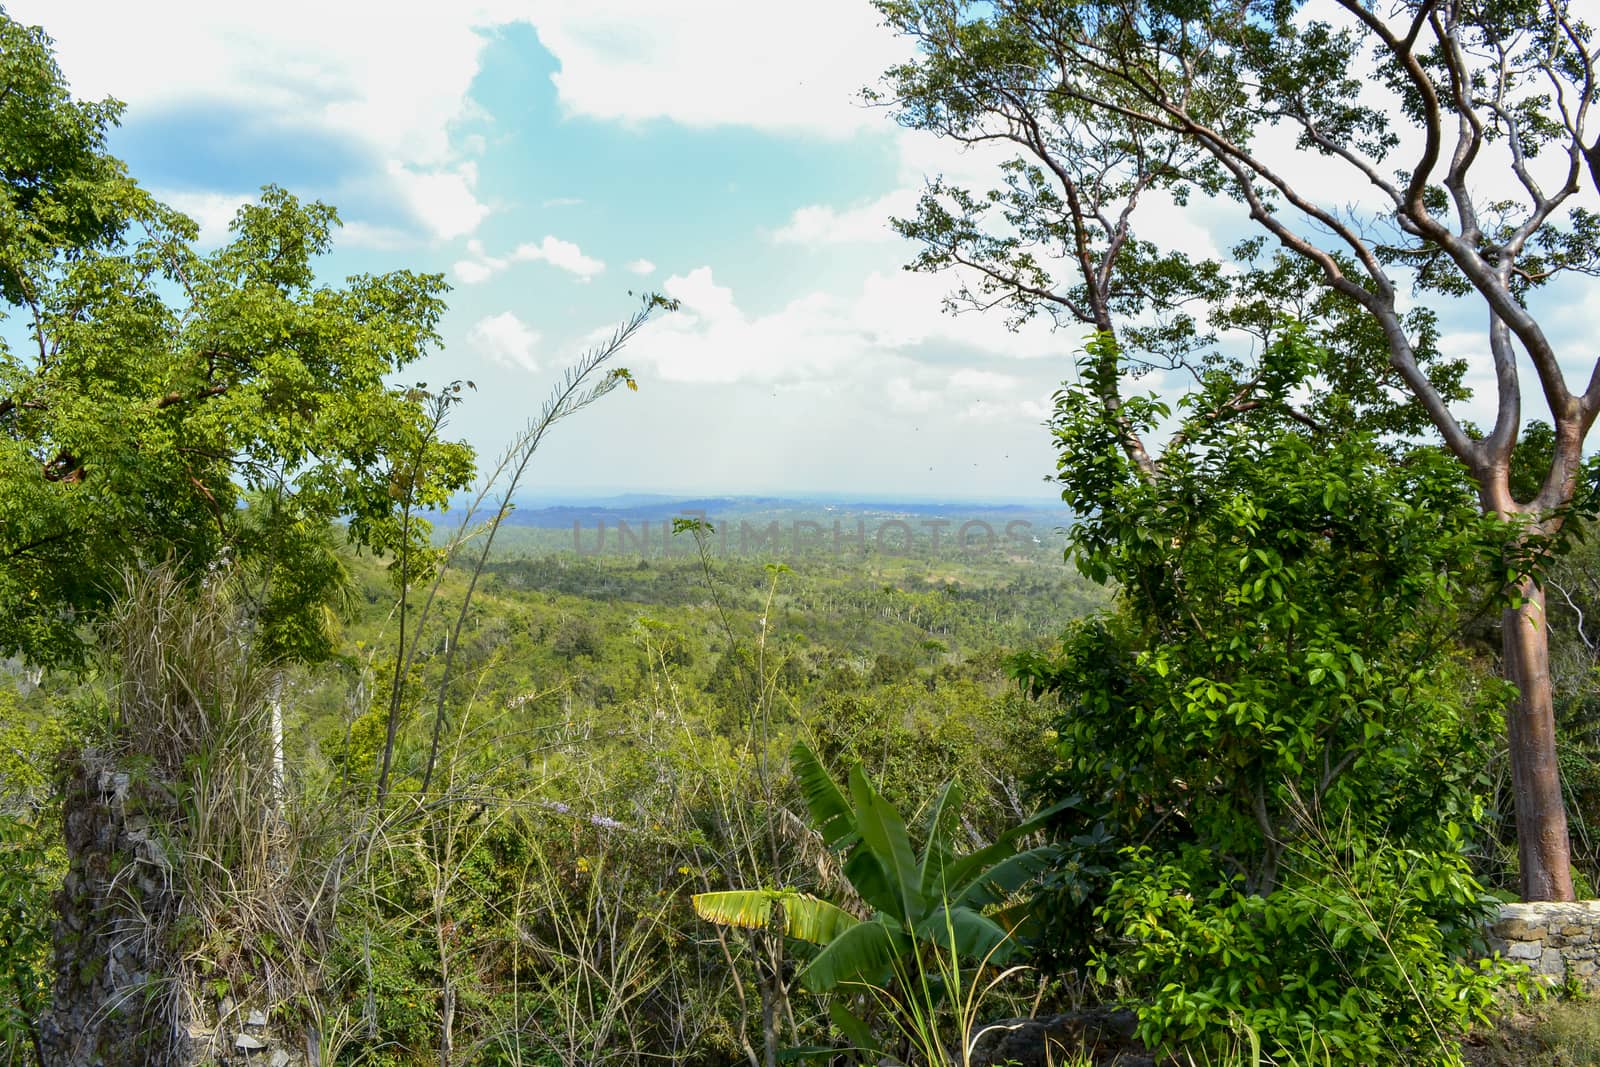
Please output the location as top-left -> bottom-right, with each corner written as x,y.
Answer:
1098,836 -> 1514,1066
1009,335 -> 1521,1060
808,678 -> 1054,831
0,811 -> 55,1064
550,614 -> 601,661
0,679 -> 93,1065
874,0 -> 1598,907
0,9 -> 1117,1067
0,16 -> 134,303
1024,336 -> 1509,878
0,9 -> 474,668
696,742 -> 1062,996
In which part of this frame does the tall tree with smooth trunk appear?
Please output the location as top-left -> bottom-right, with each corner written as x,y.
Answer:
875,0 -> 1599,900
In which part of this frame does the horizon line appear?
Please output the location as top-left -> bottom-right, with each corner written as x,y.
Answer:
496,488 -> 1066,507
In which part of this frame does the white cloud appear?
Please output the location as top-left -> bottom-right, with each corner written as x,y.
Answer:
887,376 -> 939,414
663,267 -> 738,322
15,1 -> 490,165
848,269 -> 1068,359
518,0 -> 909,137
634,267 -> 866,385
630,265 -> 1072,392
626,258 -> 657,275
13,0 -> 908,257
773,190 -> 917,245
542,196 -> 584,207
454,234 -> 605,284
468,311 -> 541,371
885,366 -> 1045,423
155,189 -> 253,248
513,235 -> 605,279
386,161 -> 489,241
16,1 -> 497,239
454,259 -> 498,285
338,221 -> 414,251
950,368 -> 1020,391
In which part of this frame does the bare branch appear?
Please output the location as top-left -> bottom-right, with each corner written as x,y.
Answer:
1484,313 -> 1521,462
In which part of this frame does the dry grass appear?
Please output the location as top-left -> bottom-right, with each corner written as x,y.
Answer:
107,564 -> 344,1057
110,564 -> 272,780
1465,1000 -> 1600,1066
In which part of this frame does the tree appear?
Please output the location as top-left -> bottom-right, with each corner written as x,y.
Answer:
875,0 -> 1600,900
1021,333 -> 1505,883
1007,341 -> 1513,1060
0,12 -> 474,669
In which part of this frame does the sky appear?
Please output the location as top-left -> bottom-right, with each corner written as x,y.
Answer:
12,2 -> 1598,504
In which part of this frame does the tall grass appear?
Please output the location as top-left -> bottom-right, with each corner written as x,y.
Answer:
107,564 -> 335,1057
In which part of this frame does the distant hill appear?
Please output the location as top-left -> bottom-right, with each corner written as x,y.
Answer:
468,494 -> 1071,560
497,494 -> 1061,528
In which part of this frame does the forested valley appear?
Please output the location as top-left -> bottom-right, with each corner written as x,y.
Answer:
3,2 -> 1600,1065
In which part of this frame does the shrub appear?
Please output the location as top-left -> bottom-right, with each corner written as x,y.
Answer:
1098,832 -> 1515,1065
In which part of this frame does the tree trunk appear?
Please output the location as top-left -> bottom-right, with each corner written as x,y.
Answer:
1502,582 -> 1576,901
761,928 -> 783,1067
270,673 -> 285,809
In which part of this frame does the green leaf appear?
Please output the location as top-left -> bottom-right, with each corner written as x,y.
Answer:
790,742 -> 855,849
917,778 -> 963,900
798,919 -> 906,992
913,903 -> 1015,964
944,795 -> 1077,891
848,765 -> 923,925
955,845 -> 1061,909
843,846 -> 900,919
826,1002 -> 882,1055
781,894 -> 860,945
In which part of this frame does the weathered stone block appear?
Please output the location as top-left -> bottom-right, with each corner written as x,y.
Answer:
1483,901 -> 1600,996
1493,917 -> 1543,940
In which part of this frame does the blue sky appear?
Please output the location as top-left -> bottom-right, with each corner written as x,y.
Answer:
14,1 -> 1597,503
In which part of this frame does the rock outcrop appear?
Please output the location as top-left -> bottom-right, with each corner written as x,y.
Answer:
37,751 -> 310,1066
38,751 -> 189,1066
967,1008 -> 1151,1067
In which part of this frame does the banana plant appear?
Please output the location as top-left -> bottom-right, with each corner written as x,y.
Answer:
693,741 -> 1069,995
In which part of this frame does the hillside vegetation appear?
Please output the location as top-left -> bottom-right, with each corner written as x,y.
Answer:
3,3 -> 1600,1066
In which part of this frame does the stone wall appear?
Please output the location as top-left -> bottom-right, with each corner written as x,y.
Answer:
1487,900 -> 1600,991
